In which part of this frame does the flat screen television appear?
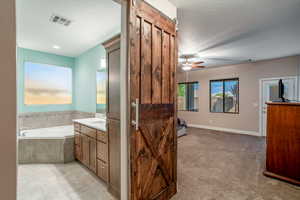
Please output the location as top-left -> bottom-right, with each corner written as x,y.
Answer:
278,79 -> 285,102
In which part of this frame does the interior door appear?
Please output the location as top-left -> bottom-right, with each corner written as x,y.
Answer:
261,77 -> 297,136
128,1 -> 177,199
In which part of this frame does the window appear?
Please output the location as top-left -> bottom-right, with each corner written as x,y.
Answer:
178,82 -> 199,112
210,78 -> 239,113
24,62 -> 72,105
96,70 -> 107,113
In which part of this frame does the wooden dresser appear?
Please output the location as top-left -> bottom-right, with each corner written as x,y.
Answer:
74,122 -> 109,182
264,102 -> 300,185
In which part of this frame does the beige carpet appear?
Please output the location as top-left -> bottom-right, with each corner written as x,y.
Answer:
172,128 -> 300,200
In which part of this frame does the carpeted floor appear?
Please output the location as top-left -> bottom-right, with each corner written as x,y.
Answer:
172,128 -> 300,200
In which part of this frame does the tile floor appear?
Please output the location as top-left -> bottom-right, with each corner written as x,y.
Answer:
18,162 -> 115,200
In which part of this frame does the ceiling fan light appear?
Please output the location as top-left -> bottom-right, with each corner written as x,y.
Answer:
182,65 -> 192,71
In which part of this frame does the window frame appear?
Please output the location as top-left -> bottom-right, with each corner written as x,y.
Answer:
23,61 -> 73,106
177,81 -> 199,112
209,78 -> 239,114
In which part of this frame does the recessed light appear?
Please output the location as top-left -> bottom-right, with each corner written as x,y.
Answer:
53,45 -> 60,49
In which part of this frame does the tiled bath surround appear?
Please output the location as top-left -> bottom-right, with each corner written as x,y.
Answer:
18,111 -> 94,164
18,137 -> 74,164
18,111 -> 94,130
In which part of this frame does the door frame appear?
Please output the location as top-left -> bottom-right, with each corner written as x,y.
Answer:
259,76 -> 298,136
119,1 -> 129,200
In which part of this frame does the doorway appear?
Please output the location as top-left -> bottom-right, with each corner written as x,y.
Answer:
16,0 -> 122,199
259,76 -> 298,136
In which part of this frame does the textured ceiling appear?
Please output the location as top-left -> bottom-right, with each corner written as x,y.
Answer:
170,0 -> 300,67
17,0 -> 121,57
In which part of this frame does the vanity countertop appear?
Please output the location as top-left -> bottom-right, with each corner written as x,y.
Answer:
73,118 -> 106,132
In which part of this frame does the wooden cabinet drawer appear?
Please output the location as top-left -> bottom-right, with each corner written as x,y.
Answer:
97,141 -> 108,162
97,159 -> 108,182
74,123 -> 81,131
74,132 -> 81,145
97,130 -> 107,143
81,126 -> 96,139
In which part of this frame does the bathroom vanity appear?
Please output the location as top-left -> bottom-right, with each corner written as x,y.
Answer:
73,118 -> 109,182
72,34 -> 121,198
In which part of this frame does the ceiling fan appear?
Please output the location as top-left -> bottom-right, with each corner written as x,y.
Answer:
179,54 -> 205,71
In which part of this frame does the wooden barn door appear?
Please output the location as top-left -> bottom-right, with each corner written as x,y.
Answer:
128,0 -> 177,199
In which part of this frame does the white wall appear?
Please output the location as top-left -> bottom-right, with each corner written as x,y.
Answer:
178,56 -> 300,136
145,0 -> 177,20
0,0 -> 17,199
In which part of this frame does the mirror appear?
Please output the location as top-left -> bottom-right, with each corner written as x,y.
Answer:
96,67 -> 107,114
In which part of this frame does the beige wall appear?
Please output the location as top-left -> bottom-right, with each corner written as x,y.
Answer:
178,56 -> 300,135
0,0 -> 17,199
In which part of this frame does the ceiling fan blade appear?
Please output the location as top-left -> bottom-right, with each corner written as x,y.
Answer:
192,65 -> 205,68
200,57 -> 247,62
193,61 -> 204,65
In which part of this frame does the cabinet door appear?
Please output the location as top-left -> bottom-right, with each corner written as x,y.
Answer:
108,118 -> 120,196
89,138 -> 97,173
97,159 -> 108,182
75,133 -> 82,161
82,134 -> 90,167
107,44 -> 121,120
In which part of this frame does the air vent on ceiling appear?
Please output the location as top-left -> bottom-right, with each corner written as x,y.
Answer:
50,14 -> 72,26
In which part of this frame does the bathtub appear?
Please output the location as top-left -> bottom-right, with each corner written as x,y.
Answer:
18,125 -> 75,164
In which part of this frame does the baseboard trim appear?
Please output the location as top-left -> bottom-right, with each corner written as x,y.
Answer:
188,124 -> 261,137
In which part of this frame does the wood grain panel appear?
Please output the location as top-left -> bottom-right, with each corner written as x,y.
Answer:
82,134 -> 90,167
162,32 -> 170,103
130,16 -> 141,102
108,118 -> 120,197
169,36 -> 175,104
89,138 -> 97,173
74,123 -> 80,132
81,126 -> 96,139
132,104 -> 175,200
141,20 -> 152,104
74,132 -> 81,145
264,103 -> 300,185
97,141 -> 108,163
97,159 -> 108,182
108,45 -> 121,120
136,1 -> 176,35
75,143 -> 82,161
97,130 -> 107,144
129,1 -> 177,199
152,26 -> 162,104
